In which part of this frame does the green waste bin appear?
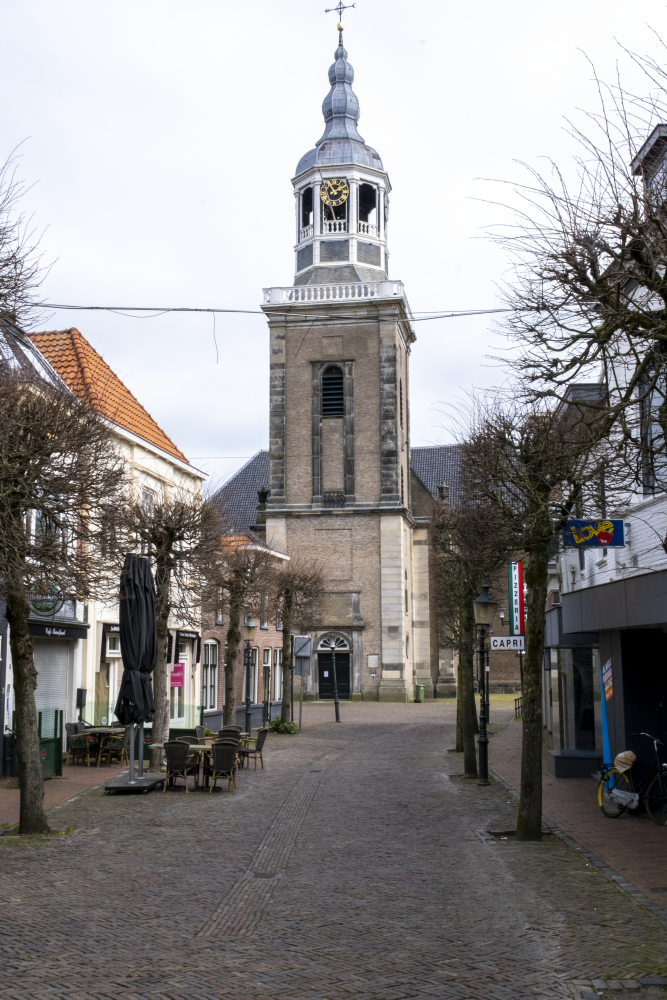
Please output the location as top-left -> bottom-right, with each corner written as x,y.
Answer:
415,684 -> 425,703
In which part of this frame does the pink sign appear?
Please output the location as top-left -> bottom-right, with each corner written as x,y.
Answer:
171,663 -> 184,688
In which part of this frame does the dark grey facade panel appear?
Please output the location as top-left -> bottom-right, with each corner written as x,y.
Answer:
562,570 -> 667,633
297,243 -> 314,272
357,241 -> 382,266
320,240 -> 350,263
544,607 -> 598,647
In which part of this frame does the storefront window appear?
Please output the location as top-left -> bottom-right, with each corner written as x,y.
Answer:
555,648 -> 600,751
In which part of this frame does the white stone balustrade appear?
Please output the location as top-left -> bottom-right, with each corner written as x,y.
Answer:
323,220 -> 347,233
358,222 -> 378,236
299,224 -> 313,241
263,280 -> 408,305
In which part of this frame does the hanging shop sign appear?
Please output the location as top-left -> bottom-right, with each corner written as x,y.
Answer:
171,663 -> 184,688
602,658 -> 614,701
562,519 -> 625,547
508,561 -> 525,636
490,636 -> 525,650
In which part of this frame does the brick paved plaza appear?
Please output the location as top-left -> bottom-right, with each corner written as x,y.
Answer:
2,702 -> 667,1000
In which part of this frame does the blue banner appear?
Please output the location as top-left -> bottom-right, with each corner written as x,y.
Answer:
562,519 -> 625,548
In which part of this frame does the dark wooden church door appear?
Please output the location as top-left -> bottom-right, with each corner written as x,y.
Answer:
318,653 -> 350,699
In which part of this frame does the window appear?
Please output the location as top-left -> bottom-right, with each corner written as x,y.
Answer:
358,183 -> 377,224
216,587 -> 225,626
301,187 -> 313,228
322,365 -> 344,416
260,593 -> 269,629
273,648 -> 283,700
142,487 -> 155,511
203,642 -> 217,710
399,379 -> 403,429
263,648 -> 271,667
405,569 -> 409,614
107,634 -> 121,657
276,616 -> 283,631
401,466 -> 404,504
242,648 -> 258,703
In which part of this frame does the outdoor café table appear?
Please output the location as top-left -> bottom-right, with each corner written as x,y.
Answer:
186,745 -> 212,788
78,727 -> 124,767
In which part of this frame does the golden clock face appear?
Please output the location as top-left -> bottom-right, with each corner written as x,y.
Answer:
320,178 -> 349,207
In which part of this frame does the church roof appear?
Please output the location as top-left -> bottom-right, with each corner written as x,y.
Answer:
295,33 -> 383,176
29,328 -> 189,464
410,445 -> 461,504
211,450 -> 270,534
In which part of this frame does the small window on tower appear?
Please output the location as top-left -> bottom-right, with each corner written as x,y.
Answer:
302,187 -> 313,228
322,365 -> 344,416
358,183 -> 377,224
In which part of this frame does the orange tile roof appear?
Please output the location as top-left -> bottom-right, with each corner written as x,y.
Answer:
29,328 -> 189,464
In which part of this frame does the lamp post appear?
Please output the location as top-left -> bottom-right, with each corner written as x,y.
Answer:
243,618 -> 256,737
473,584 -> 497,786
319,635 -> 343,723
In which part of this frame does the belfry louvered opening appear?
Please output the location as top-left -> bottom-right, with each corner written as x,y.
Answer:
322,365 -> 344,415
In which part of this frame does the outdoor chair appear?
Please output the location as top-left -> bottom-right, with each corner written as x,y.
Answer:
66,723 -> 94,767
164,740 -> 199,793
218,726 -> 242,738
98,726 -> 131,767
195,726 -> 206,739
238,728 -> 268,771
204,743 -> 237,794
176,736 -> 203,745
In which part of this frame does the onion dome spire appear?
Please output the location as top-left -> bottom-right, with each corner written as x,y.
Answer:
294,26 -> 383,176
316,34 -> 364,146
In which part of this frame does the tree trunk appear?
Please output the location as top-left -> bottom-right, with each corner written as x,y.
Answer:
280,596 -> 293,723
224,590 -> 242,727
516,539 -> 548,842
6,593 -> 49,835
455,654 -> 463,752
459,602 -> 478,779
148,558 -> 171,771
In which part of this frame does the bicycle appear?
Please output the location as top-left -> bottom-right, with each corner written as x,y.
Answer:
598,732 -> 667,825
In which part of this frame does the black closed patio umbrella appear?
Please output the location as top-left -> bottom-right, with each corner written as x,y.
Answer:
114,553 -> 157,783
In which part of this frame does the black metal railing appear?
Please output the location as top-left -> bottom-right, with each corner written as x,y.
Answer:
514,697 -> 523,719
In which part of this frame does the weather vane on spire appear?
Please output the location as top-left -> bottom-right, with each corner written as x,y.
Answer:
324,1 -> 355,31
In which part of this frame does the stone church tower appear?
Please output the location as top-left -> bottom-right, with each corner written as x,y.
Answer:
262,27 -> 434,701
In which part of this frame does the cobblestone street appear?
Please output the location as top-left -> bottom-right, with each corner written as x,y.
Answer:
2,703 -> 667,1000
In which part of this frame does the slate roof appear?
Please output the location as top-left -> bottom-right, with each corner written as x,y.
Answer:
410,445 -> 461,504
29,329 -> 188,464
213,446 -> 461,533
211,450 -> 270,534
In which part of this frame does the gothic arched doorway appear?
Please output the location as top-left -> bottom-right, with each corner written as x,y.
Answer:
317,634 -> 350,700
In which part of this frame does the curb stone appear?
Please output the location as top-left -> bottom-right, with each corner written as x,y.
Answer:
488,764 -> 667,931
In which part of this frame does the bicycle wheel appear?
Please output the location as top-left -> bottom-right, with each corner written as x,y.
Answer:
646,775 -> 667,825
598,767 -> 630,818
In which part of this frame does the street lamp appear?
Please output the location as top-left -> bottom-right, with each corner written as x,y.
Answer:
319,635 -> 344,723
243,618 -> 256,737
473,584 -> 497,786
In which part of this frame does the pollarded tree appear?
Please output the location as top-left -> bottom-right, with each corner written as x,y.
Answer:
119,488 -> 221,764
433,493 -> 513,779
460,393 -> 615,840
268,555 -> 325,724
0,320 -> 127,834
210,535 -> 278,727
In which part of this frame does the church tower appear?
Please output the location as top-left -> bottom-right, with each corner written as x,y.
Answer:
262,25 -> 433,702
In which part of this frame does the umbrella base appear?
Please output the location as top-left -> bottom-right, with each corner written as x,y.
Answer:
104,774 -> 165,794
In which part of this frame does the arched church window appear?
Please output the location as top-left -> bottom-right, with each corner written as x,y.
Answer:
322,365 -> 344,415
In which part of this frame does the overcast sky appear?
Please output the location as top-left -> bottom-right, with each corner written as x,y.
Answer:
0,0 -> 663,486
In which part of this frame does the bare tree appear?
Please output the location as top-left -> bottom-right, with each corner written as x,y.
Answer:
433,495 -> 512,779
268,556 -> 325,724
119,488 -> 219,766
460,393 -> 611,839
0,149 -> 50,326
0,331 -> 126,834
486,35 -> 667,527
211,536 -> 276,727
